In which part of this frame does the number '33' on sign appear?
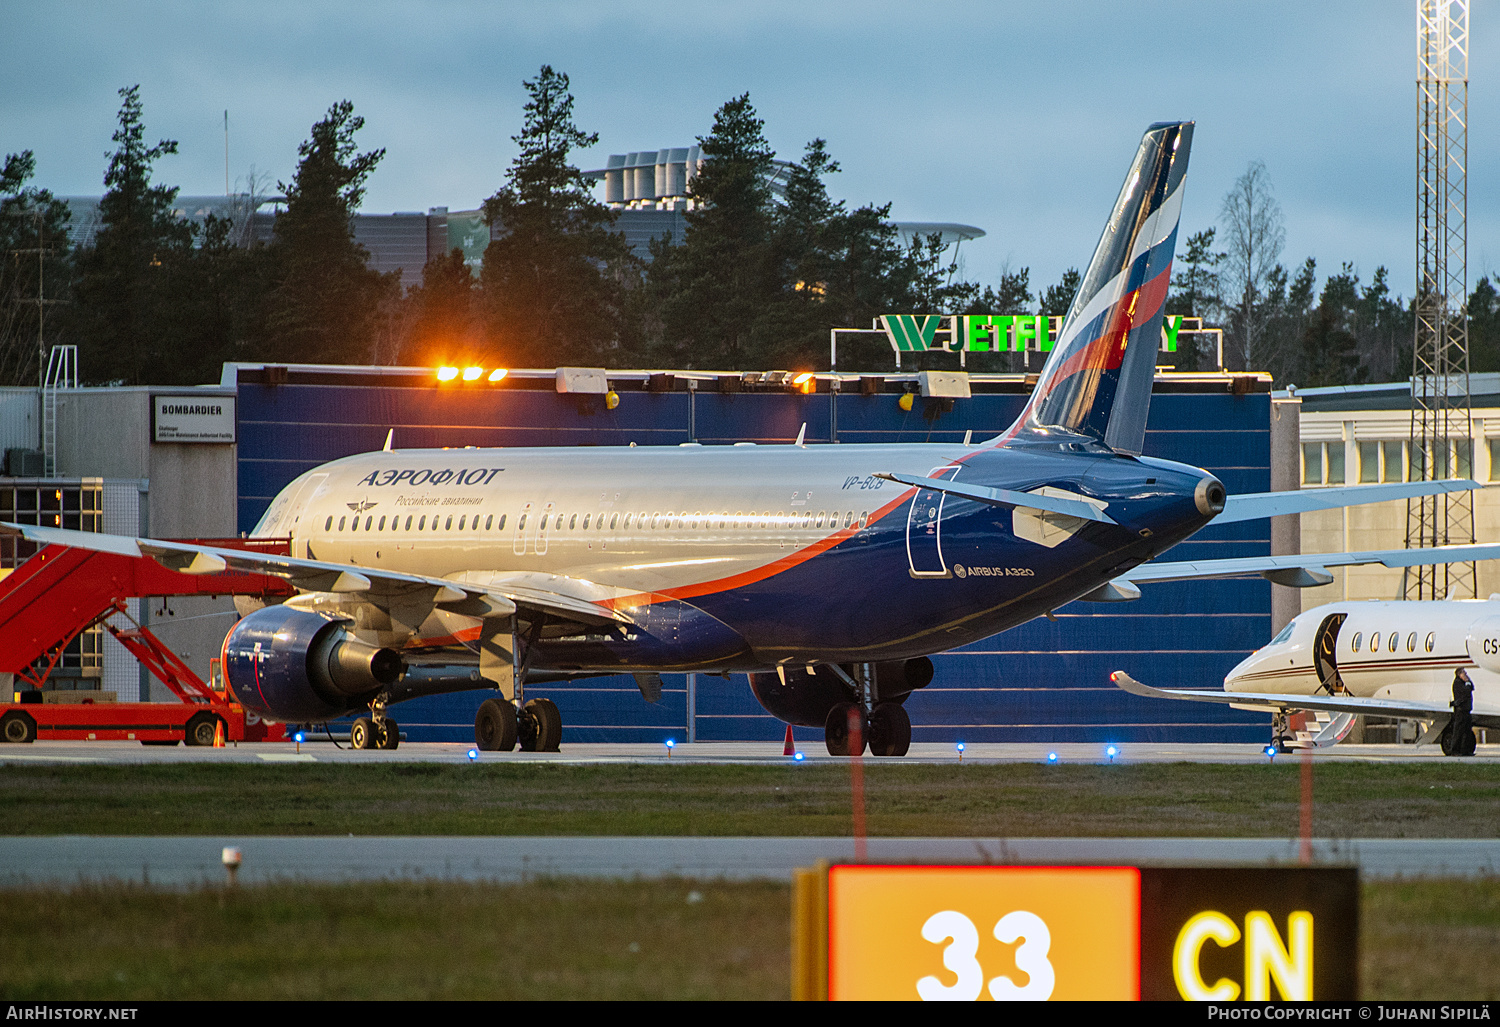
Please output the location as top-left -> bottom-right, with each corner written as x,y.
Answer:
828,866 -> 1141,1001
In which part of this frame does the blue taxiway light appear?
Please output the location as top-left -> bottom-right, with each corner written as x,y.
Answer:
793,751 -> 805,762
1106,745 -> 1119,760
1047,752 -> 1059,763
467,748 -> 479,761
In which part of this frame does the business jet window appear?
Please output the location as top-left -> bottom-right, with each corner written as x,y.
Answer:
861,511 -> 870,528
325,516 -> 333,530
1407,632 -> 1417,653
1350,632 -> 1362,651
1426,632 -> 1436,652
1388,633 -> 1398,653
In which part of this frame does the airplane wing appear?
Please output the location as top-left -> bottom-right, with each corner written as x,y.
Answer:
1216,479 -> 1479,523
1119,542 -> 1500,588
1110,671 -> 1500,729
0,521 -> 629,627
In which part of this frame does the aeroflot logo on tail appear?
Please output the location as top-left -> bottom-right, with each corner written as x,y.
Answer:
355,468 -> 505,487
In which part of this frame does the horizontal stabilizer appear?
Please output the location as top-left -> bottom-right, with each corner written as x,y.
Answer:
1123,542 -> 1500,586
875,472 -> 1116,524
1110,671 -> 1500,729
1216,479 -> 1480,523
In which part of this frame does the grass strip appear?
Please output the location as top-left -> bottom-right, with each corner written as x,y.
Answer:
0,877 -> 1495,1000
1,761 -> 1498,837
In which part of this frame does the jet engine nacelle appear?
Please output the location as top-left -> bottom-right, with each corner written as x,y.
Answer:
748,658 -> 934,727
223,605 -> 404,722
1465,615 -> 1500,674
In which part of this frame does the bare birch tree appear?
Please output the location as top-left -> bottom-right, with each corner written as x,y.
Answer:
1219,160 -> 1285,369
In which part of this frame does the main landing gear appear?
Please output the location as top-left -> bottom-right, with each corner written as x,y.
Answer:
351,694 -> 400,750
474,697 -> 561,752
823,664 -> 911,757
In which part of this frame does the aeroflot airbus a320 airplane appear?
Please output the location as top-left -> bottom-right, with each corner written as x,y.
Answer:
7,122 -> 1496,755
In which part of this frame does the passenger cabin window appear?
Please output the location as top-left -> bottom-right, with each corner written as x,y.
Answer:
517,514 -> 526,531
418,516 -> 426,530
1406,632 -> 1417,653
325,516 -> 333,530
570,514 -> 577,529
1350,632 -> 1362,651
1388,633 -> 1398,653
445,515 -> 453,530
485,515 -> 492,530
365,516 -> 373,530
378,516 -> 386,530
338,516 -> 346,530
498,514 -> 506,530
459,515 -> 466,530
583,514 -> 590,529
1426,632 -> 1435,652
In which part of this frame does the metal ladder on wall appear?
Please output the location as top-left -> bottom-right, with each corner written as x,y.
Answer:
41,345 -> 77,477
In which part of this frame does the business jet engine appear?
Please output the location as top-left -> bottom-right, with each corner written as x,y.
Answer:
748,658 -> 934,727
222,605 -> 405,722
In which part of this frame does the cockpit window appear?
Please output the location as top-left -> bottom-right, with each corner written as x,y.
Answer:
1270,622 -> 1295,645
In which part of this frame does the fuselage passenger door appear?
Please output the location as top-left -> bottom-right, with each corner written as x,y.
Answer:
907,465 -> 960,578
1313,612 -> 1348,694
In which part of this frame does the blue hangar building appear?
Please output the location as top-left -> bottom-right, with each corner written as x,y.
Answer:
227,362 -> 1288,746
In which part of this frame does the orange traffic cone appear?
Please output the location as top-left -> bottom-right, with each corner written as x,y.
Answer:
213,719 -> 224,748
782,724 -> 795,756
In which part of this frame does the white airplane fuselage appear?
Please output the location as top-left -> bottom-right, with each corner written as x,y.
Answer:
1226,599 -> 1500,708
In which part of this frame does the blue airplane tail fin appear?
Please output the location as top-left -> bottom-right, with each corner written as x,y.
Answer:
1003,121 -> 1192,454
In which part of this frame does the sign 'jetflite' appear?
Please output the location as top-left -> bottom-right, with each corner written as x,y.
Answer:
6,122 -> 1492,755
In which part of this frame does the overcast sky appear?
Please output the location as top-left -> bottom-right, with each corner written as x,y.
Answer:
3,1 -> 1494,300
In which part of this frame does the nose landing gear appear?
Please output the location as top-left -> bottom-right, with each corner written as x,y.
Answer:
350,695 -> 400,750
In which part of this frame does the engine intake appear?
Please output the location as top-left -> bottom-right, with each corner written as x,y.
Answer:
223,605 -> 403,722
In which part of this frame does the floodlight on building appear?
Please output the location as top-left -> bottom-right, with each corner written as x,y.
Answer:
437,367 -> 459,382
791,372 -> 815,392
488,368 -> 508,382
463,367 -> 483,381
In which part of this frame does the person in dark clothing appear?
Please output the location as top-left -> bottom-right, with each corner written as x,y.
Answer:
1440,668 -> 1477,756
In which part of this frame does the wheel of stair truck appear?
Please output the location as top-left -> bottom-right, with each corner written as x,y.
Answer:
184,712 -> 221,747
349,716 -> 375,750
0,710 -> 36,744
867,702 -> 912,757
824,702 -> 867,757
376,718 -> 400,750
474,698 -> 517,751
521,698 -> 562,752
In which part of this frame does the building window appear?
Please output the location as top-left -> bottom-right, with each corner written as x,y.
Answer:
1383,440 -> 1405,482
1358,441 -> 1379,483
1302,442 -> 1345,485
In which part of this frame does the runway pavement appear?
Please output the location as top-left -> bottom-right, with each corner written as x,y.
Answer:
0,835 -> 1496,887
2,739 -> 1497,765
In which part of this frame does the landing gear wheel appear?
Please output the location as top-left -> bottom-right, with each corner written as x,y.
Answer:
184,713 -> 220,747
522,698 -> 561,752
867,702 -> 911,756
1,710 -> 36,744
475,698 -> 517,751
824,702 -> 867,756
350,716 -> 375,750
376,718 -> 400,750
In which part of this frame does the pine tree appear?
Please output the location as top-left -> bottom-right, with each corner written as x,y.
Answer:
262,100 -> 393,365
481,65 -> 633,368
0,151 -> 72,386
70,85 -> 195,384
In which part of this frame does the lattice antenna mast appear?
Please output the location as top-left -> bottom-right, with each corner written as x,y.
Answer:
1407,0 -> 1475,599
